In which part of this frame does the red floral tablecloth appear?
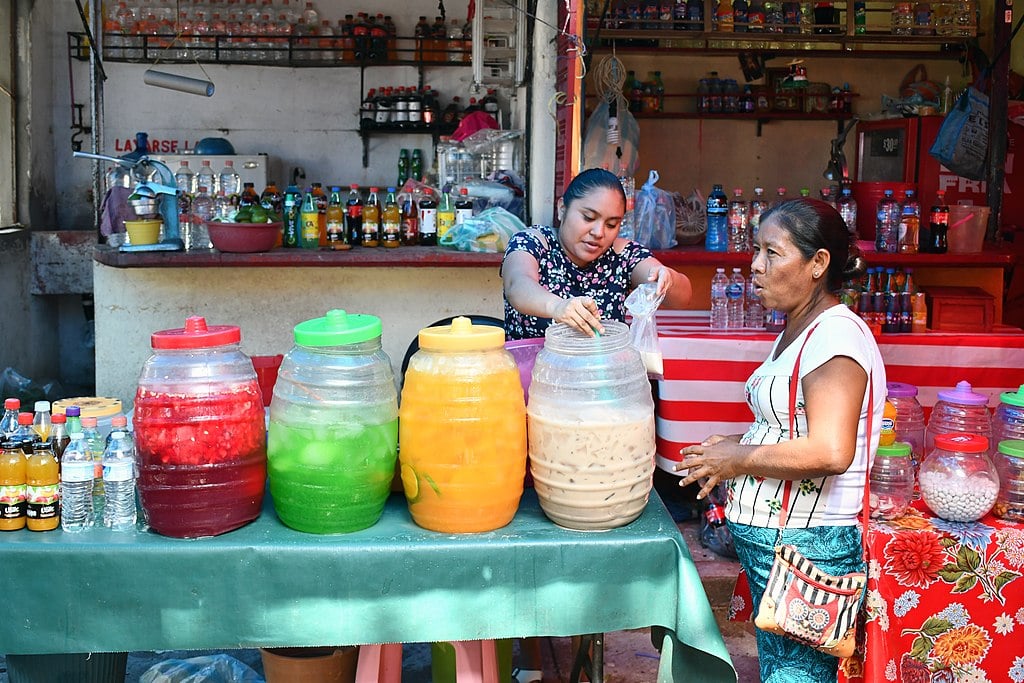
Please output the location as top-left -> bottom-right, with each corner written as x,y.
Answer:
839,505 -> 1024,683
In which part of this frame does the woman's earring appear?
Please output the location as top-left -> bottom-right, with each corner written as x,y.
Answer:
813,270 -> 821,278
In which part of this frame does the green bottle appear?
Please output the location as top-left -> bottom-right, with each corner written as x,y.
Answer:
300,190 -> 320,249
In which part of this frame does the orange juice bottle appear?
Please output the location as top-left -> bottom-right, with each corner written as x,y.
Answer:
399,317 -> 526,533
880,399 -> 898,446
0,440 -> 27,531
26,442 -> 59,531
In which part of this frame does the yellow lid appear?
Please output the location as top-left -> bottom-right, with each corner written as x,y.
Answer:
53,396 -> 123,419
418,316 -> 506,352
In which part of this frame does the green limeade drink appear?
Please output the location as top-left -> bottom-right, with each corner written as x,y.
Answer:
267,418 -> 398,533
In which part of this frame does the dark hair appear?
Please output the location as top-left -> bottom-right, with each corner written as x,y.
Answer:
758,198 -> 866,291
562,168 -> 626,211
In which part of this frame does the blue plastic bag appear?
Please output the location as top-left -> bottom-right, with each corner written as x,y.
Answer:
929,86 -> 989,181
632,170 -> 677,250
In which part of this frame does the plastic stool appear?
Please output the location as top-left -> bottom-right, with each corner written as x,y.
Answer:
355,642 -> 403,683
431,640 -> 502,683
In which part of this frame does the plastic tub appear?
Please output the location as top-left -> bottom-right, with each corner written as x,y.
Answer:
261,647 -> 357,683
52,396 -> 123,441
947,205 -> 989,253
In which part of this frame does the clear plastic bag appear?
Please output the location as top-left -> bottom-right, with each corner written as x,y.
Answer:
625,282 -> 665,380
140,654 -> 264,683
438,207 -> 526,253
582,98 -> 640,177
632,170 -> 678,250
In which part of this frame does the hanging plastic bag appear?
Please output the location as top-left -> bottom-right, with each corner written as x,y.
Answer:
581,98 -> 640,177
632,170 -> 677,250
929,85 -> 989,180
438,206 -> 526,253
625,282 -> 665,380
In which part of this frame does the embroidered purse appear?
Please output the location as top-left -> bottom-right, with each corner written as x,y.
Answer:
752,323 -> 872,659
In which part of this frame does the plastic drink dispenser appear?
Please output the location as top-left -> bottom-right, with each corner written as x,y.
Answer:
399,317 -> 526,533
527,321 -> 656,530
134,316 -> 266,538
267,310 -> 398,534
925,380 -> 992,454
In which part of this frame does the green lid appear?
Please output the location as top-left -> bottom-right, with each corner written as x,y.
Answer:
876,442 -> 912,457
998,439 -> 1024,459
1000,384 -> 1024,408
293,309 -> 382,347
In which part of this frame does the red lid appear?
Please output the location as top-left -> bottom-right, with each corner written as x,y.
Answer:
151,316 -> 241,349
52,414 -> 66,424
4,398 -> 19,410
934,433 -> 989,453
17,412 -> 32,425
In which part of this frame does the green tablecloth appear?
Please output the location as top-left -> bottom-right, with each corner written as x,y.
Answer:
0,490 -> 736,682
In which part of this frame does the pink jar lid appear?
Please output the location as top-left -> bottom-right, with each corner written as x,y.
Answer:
886,381 -> 919,398
936,380 -> 989,406
934,433 -> 989,453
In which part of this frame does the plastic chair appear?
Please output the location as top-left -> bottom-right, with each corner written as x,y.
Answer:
354,643 -> 403,683
354,640 -> 503,683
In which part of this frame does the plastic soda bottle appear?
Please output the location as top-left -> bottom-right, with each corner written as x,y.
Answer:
0,440 -> 27,531
705,184 -> 728,252
64,405 -> 82,436
418,191 -> 438,245
50,413 -> 70,460
31,401 -> 51,444
455,187 -> 473,225
0,398 -> 19,440
311,183 -> 328,247
26,441 -> 59,532
362,187 -> 381,247
238,182 -> 260,208
326,186 -> 349,250
437,190 -> 456,240
710,267 -> 729,330
102,430 -> 137,530
260,181 -> 283,214
926,191 -> 949,254
282,184 -> 301,248
898,189 -> 920,254
401,194 -> 419,245
60,433 -> 94,532
13,412 -> 36,448
345,185 -> 364,246
382,187 -> 401,248
300,190 -> 320,249
727,188 -> 749,252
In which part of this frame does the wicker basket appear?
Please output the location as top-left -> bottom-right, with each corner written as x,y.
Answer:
675,190 -> 706,246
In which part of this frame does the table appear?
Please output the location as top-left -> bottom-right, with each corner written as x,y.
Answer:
0,490 -> 736,683
838,505 -> 1024,682
654,310 -> 1024,471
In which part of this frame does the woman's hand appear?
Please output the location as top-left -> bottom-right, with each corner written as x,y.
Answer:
648,266 -> 673,299
675,435 -> 746,500
552,296 -> 604,336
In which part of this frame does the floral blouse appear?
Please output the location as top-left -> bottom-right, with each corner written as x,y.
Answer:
501,225 -> 652,340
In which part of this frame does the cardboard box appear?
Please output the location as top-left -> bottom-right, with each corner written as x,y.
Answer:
923,286 -> 995,332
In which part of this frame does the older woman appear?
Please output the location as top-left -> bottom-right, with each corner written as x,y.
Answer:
677,199 -> 885,682
502,167 -> 692,339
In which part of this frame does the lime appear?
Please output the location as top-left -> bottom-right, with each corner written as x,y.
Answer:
250,208 -> 268,223
401,463 -> 419,501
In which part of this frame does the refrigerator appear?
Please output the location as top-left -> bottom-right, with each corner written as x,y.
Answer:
854,116 -> 1022,236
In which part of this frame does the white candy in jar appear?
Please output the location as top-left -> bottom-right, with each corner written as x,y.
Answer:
919,470 -> 999,522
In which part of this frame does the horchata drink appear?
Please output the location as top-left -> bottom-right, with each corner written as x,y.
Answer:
267,310 -> 399,534
527,322 -> 656,530
399,317 -> 527,533
529,406 -> 655,530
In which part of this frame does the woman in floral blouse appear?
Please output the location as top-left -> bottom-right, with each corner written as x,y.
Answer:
501,168 -> 691,340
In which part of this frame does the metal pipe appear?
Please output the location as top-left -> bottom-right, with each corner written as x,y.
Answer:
88,0 -> 104,235
143,69 -> 215,97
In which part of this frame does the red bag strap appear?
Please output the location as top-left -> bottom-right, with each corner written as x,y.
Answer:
778,320 -> 874,564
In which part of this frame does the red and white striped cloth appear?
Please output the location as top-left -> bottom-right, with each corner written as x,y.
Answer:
654,310 -> 1024,472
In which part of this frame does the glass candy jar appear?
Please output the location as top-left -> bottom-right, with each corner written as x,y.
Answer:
919,434 -> 998,522
134,316 -> 266,538
994,439 -> 1024,522
869,441 -> 915,520
527,321 -> 656,530
267,310 -> 398,534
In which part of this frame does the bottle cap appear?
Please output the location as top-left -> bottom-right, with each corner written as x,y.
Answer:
998,440 -> 1024,458
82,416 -> 98,428
65,405 -> 81,417
34,401 -> 50,412
17,412 -> 32,425
886,381 -> 919,398
936,380 -> 989,406
418,316 -> 505,352
876,442 -> 912,457
4,398 -> 19,410
933,433 -> 989,453
52,414 -> 66,424
112,415 -> 128,428
151,316 -> 241,349
1000,384 -> 1024,408
293,309 -> 383,347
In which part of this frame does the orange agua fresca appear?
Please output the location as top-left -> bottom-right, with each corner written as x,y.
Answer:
399,318 -> 527,533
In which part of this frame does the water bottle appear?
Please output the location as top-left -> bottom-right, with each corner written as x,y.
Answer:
217,160 -> 242,201
705,184 -> 728,252
870,442 -> 915,519
174,160 -> 195,196
887,381 -> 926,472
726,268 -> 745,329
875,189 -> 899,253
0,398 -> 19,440
710,267 -> 729,330
727,188 -> 749,252
195,160 -> 216,197
926,380 -> 992,453
837,187 -> 858,237
102,430 -> 137,530
81,416 -> 105,524
744,277 -> 764,329
995,385 -> 1024,445
773,186 -> 788,207
190,186 -> 214,250
60,432 -> 94,532
749,187 -> 769,244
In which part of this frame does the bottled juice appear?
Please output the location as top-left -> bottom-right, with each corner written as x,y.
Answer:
880,399 -> 898,446
326,186 -> 350,250
311,183 -> 328,246
26,442 -> 59,531
300,190 -> 320,249
0,441 -> 27,531
32,401 -> 52,443
362,187 -> 381,247
399,317 -> 527,533
436,190 -> 455,240
381,187 -> 401,248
